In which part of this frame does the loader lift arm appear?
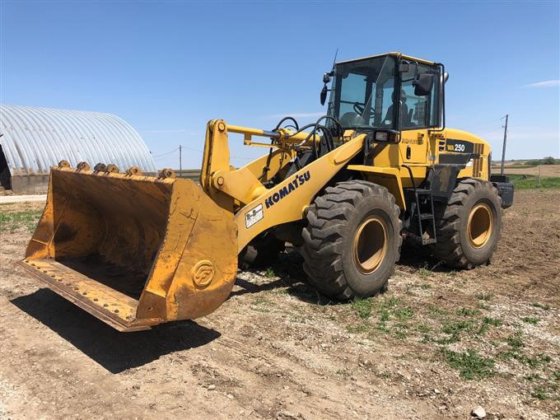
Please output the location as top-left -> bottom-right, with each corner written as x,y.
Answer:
199,119 -> 367,252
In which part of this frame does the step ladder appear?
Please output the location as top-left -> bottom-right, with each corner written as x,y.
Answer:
409,188 -> 437,245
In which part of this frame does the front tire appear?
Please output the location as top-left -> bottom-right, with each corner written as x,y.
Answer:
432,178 -> 502,268
301,181 -> 402,300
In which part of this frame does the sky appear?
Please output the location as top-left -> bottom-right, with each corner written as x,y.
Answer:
1,0 -> 559,169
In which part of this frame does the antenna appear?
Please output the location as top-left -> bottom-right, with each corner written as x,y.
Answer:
331,48 -> 338,70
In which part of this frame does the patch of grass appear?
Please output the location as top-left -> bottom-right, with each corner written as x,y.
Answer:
525,373 -> 542,382
352,298 -> 373,319
505,332 -> 524,350
427,304 -> 448,318
393,323 -> 410,340
553,370 -> 560,381
456,307 -> 481,317
0,210 -> 42,233
394,306 -> 414,321
416,323 -> 431,334
475,292 -> 493,301
521,316 -> 540,325
531,302 -> 550,311
418,267 -> 432,278
509,174 -> 560,190
477,317 -> 502,335
375,371 -> 392,379
522,354 -> 552,368
264,267 -> 276,278
531,387 -> 549,400
443,349 -> 495,380
499,332 -> 552,368
437,319 -> 476,344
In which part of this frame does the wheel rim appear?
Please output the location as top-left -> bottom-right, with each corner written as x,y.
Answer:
353,216 -> 388,274
467,203 -> 493,248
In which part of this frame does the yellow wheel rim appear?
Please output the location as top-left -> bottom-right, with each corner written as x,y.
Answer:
467,203 -> 493,248
353,216 -> 388,273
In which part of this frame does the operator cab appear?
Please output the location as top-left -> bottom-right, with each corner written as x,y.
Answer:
322,53 -> 446,140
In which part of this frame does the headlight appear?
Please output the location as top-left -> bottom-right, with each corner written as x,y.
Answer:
373,130 -> 400,144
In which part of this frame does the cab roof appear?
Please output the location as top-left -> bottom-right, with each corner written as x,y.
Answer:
336,52 -> 437,66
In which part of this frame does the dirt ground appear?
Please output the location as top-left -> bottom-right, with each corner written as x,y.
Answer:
0,190 -> 559,419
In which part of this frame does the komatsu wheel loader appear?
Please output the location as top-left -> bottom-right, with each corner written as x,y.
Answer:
21,52 -> 514,331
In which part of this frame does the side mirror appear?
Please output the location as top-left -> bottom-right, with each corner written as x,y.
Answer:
320,85 -> 328,105
413,73 -> 434,96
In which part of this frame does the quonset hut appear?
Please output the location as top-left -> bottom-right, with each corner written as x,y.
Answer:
0,105 -> 157,194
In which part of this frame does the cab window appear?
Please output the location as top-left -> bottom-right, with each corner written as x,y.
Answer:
399,63 -> 440,129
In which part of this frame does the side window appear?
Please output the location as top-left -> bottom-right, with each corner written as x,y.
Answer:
376,79 -> 394,126
338,73 -> 367,117
400,63 -> 438,130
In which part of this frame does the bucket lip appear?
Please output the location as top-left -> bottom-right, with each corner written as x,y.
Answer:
20,258 -> 161,332
52,166 -> 178,184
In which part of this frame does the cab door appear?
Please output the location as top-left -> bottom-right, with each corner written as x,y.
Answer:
398,62 -> 440,165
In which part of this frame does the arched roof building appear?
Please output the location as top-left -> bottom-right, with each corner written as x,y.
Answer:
0,104 -> 156,193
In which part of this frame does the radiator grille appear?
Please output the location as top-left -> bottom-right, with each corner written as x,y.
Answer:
473,144 -> 484,177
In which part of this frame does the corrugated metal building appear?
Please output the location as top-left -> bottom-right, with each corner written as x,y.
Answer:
0,104 -> 156,193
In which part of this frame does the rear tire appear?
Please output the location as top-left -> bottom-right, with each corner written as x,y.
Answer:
432,178 -> 502,268
301,181 -> 402,300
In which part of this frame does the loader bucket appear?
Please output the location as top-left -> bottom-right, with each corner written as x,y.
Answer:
20,166 -> 238,331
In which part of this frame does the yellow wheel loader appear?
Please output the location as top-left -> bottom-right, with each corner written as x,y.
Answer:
21,52 -> 514,331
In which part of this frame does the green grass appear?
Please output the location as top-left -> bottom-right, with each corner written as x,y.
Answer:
499,332 -> 552,368
521,316 -> 540,325
508,174 -> 560,189
352,298 -> 373,319
443,349 -> 495,380
456,307 -> 481,317
531,387 -> 549,400
0,210 -> 42,233
348,297 -> 415,337
505,332 -> 524,350
437,319 -> 477,344
477,317 -> 502,335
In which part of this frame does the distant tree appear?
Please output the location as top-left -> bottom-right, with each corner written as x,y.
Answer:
525,159 -> 541,166
542,156 -> 556,165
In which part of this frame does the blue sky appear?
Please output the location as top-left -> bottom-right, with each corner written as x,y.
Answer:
1,0 -> 559,169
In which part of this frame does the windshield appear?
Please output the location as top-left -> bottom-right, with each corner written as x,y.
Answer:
327,55 -> 398,130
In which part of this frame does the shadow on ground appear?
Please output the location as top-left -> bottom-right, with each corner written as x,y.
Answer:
11,289 -> 220,374
11,245 -> 448,372
231,245 -> 450,304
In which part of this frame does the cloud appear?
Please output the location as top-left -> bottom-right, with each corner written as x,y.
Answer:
524,80 -> 560,89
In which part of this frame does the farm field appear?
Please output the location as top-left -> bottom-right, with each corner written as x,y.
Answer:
502,164 -> 560,177
0,190 -> 559,419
